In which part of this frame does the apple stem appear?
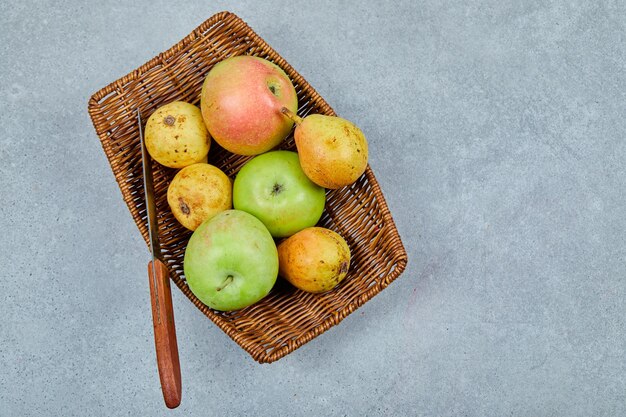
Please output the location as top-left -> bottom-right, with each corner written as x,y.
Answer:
281,107 -> 303,125
216,275 -> 234,292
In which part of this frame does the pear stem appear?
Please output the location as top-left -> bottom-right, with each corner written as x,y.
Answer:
280,107 -> 303,125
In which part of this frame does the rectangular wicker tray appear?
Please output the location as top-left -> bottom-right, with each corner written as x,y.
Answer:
87,11 -> 407,363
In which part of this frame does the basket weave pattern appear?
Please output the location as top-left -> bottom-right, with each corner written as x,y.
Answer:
88,11 -> 407,363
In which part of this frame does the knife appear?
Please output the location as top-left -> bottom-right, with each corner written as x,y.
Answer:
138,109 -> 182,409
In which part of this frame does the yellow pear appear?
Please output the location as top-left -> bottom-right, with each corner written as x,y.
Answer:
145,101 -> 211,168
281,108 -> 368,189
277,227 -> 351,293
167,163 -> 232,231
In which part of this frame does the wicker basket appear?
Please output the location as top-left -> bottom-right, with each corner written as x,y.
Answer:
87,11 -> 407,363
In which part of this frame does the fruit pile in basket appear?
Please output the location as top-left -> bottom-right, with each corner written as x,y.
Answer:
145,56 -> 368,312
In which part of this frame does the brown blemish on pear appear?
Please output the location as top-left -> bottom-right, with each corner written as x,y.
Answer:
179,198 -> 191,215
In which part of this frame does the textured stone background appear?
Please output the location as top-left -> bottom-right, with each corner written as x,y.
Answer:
1,1 -> 624,416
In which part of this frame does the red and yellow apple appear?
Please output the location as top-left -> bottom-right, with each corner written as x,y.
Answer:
200,56 -> 298,155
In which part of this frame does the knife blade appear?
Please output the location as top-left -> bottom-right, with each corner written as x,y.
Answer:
137,109 -> 182,409
139,110 -> 162,320
139,110 -> 161,256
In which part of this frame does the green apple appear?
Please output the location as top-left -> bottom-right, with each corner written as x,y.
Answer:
233,150 -> 326,238
183,210 -> 278,311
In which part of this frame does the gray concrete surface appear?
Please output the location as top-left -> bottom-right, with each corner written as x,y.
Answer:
1,1 -> 625,416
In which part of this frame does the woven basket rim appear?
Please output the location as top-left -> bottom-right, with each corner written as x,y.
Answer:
87,11 -> 408,363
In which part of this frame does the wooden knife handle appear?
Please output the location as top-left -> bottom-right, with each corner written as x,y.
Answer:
148,259 -> 182,409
